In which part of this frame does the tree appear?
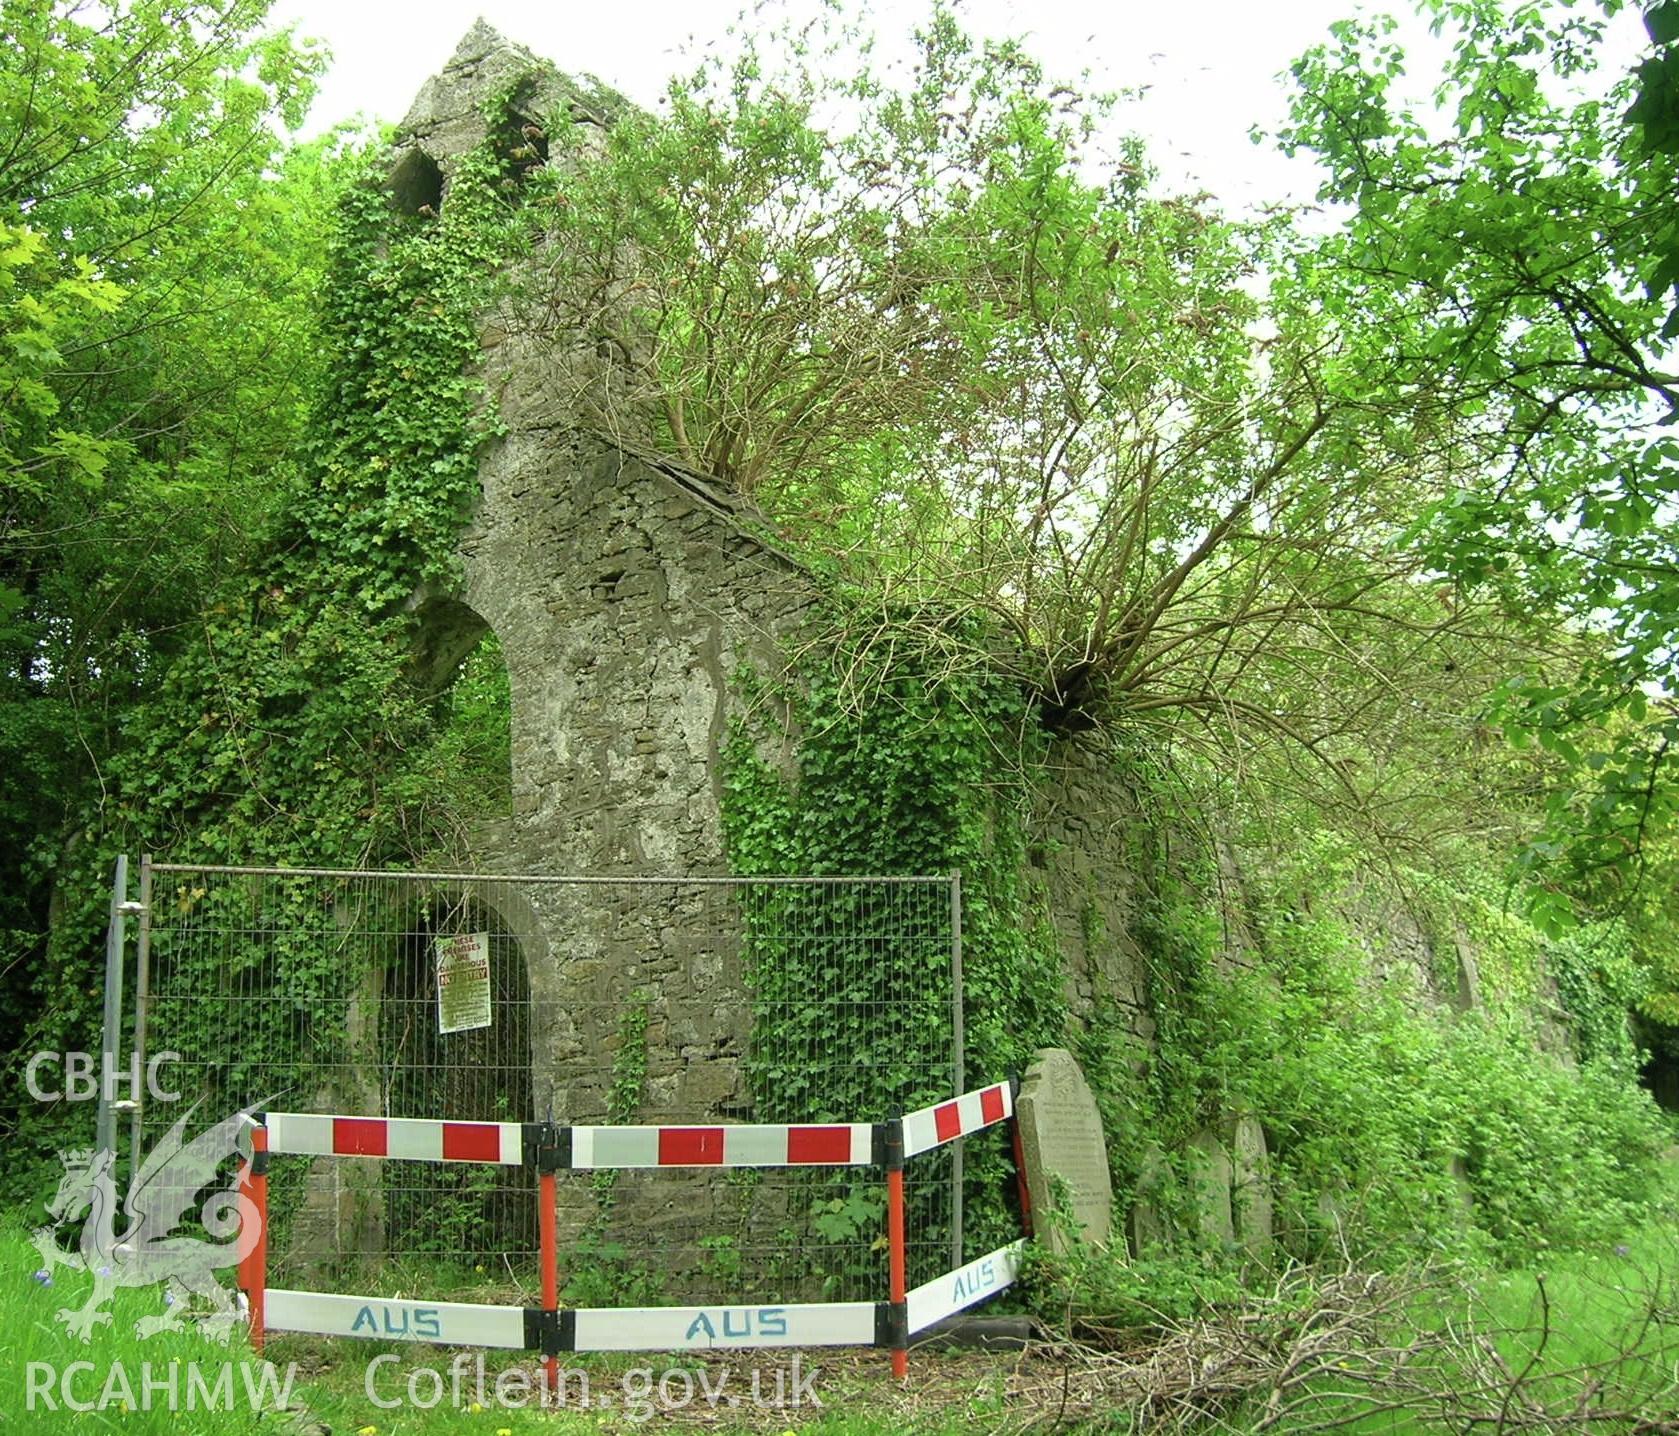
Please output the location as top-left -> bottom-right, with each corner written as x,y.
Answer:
1278,0 -> 1679,921
0,0 -> 331,1085
525,4 -> 1572,865
1627,0 -> 1679,333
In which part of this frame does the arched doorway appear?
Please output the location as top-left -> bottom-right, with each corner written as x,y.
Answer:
376,891 -> 535,1275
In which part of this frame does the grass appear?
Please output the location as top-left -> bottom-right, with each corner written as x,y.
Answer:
287,1339 -> 991,1433
0,1211 -> 291,1433
5,1193 -> 1677,1433
1258,1217 -> 1679,1433
0,1210 -> 985,1432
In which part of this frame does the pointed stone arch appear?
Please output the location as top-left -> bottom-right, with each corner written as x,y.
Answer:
376,878 -> 547,1261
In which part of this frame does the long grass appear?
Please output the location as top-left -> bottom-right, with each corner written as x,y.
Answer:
1250,1220 -> 1679,1434
6,1201 -> 1677,1432
0,1212 -> 292,1432
0,1213 -> 929,1433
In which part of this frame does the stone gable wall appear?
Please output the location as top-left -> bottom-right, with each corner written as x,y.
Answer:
380,33 -> 1499,1272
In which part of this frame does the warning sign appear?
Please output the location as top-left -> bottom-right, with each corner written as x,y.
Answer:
435,931 -> 492,1034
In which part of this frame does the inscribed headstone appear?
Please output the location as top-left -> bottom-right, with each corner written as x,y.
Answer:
1016,1047 -> 1113,1252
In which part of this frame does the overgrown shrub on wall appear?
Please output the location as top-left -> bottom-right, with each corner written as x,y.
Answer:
726,636 -> 1671,1294
1098,836 -> 1670,1285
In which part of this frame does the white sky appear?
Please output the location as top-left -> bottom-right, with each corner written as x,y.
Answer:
263,0 -> 1649,213
263,0 -> 1434,209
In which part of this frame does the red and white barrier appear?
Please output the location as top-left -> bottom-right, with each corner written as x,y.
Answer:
901,1081 -> 1013,1158
572,1300 -> 877,1352
264,1096 -> 1012,1170
265,1113 -> 525,1165
240,1075 -> 1032,1379
569,1122 -> 873,1169
906,1240 -> 1025,1335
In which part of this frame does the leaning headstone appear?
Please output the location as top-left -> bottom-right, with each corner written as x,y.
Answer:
1016,1048 -> 1114,1252
1452,934 -> 1482,1012
1128,1141 -> 1175,1255
1224,1115 -> 1273,1258
1448,1154 -> 1476,1222
1186,1128 -> 1235,1246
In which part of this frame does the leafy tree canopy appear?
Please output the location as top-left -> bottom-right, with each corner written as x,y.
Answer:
0,0 -> 335,1013
1279,0 -> 1679,925
523,3 -> 1600,897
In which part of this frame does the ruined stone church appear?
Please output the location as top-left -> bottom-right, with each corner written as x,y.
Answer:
246,23 -> 1489,1272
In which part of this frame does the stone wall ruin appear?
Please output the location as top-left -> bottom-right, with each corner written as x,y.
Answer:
372,23 -> 1513,1270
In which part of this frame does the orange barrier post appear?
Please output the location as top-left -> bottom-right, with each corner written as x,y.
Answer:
539,1166 -> 559,1397
239,1122 -> 269,1352
1008,1080 -> 1034,1240
885,1118 -> 907,1380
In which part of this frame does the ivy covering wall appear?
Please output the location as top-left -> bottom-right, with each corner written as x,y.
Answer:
723,641 -> 1672,1296
720,636 -> 1066,1253
1070,828 -> 1670,1316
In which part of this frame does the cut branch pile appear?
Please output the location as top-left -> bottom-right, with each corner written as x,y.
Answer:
966,1260 -> 1679,1433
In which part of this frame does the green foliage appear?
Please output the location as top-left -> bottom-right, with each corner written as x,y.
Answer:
393,1161 -> 507,1259
1402,860 -> 1651,1064
1119,848 -> 1669,1273
100,126 -> 522,848
721,618 -> 1066,1256
559,1229 -> 664,1309
606,991 -> 652,1125
381,634 -> 514,853
723,629 -> 1065,1109
4,5 -> 1669,1335
1026,1237 -> 1245,1330
1627,0 -> 1679,329
529,0 -> 1552,816
720,591 -> 1665,1295
1071,995 -> 1152,1197
1,1215 -> 273,1435
589,991 -> 650,1209
564,991 -> 659,1302
3,85 -> 532,1194
278,142 -> 517,608
0,1 -> 338,1160
1,0 -> 325,500
530,5 -> 1017,498
1279,0 -> 1679,916
0,219 -> 124,488
809,1188 -> 886,1246
1543,922 -> 1646,1065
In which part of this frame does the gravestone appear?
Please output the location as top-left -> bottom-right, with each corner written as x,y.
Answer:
1449,1154 -> 1476,1222
1186,1128 -> 1235,1245
1128,1141 -> 1174,1255
1016,1048 -> 1114,1251
1224,1114 -> 1273,1257
1451,934 -> 1483,1012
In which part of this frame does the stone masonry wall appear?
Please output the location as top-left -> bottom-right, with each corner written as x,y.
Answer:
460,348 -> 815,1125
382,27 -> 1502,1272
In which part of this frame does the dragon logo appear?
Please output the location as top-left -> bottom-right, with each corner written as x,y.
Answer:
33,1102 -> 261,1342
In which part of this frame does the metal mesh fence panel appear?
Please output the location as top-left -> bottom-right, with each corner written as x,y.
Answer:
132,863 -> 960,1303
